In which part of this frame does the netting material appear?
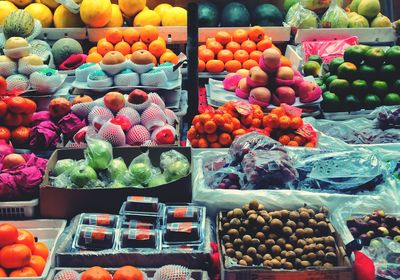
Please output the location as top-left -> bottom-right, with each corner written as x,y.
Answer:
126,125 -> 150,146
117,107 -> 141,126
128,61 -> 154,74
114,71 -> 140,87
6,74 -> 29,91
75,64 -> 101,82
153,265 -> 191,280
148,92 -> 166,109
140,70 -> 168,87
88,106 -> 114,128
140,104 -> 167,131
29,70 -> 63,93
125,95 -> 151,112
0,61 -> 17,77
97,121 -> 126,146
164,108 -> 178,125
99,61 -> 128,76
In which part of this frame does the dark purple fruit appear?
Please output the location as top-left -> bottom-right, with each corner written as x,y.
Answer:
367,220 -> 379,229
349,227 -> 359,237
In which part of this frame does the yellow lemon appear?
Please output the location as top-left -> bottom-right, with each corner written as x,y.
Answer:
80,0 -> 112,27
24,3 -> 53,27
133,9 -> 161,26
0,1 -> 18,25
162,6 -> 187,26
105,4 -> 123,27
154,3 -> 172,18
53,4 -> 84,27
118,0 -> 146,18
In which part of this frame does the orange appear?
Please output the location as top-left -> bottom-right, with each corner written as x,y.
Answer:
248,26 -> 265,42
113,266 -> 144,280
0,100 -> 7,118
251,118 -> 261,128
0,244 -> 32,269
192,115 -> 200,125
89,46 -> 98,54
287,140 -> 299,146
257,38 -> 273,52
0,268 -> 6,277
195,122 -> 205,134
198,59 -> 206,72
232,29 -> 248,43
0,223 -> 18,248
122,28 -> 140,45
105,28 -> 123,44
187,127 -> 197,141
218,133 -> 232,146
206,60 -> 225,73
0,126 -> 11,141
29,255 -> 46,276
9,267 -> 37,277
233,50 -> 249,64
32,242 -> 49,260
203,120 -> 217,134
140,25 -> 159,43
262,113 -> 279,128
198,48 -> 214,63
206,133 -> 218,143
206,40 -> 223,55
278,135 -> 290,145
226,41 -> 241,54
222,122 -> 234,132
198,44 -> 206,51
199,113 -> 212,124
97,41 -> 114,56
215,31 -> 231,45
16,229 -> 35,251
198,138 -> 209,148
213,114 -> 224,126
160,52 -> 179,64
242,59 -> 258,70
280,56 -> 292,67
232,117 -> 241,130
81,266 -> 112,280
250,50 -> 262,62
291,117 -> 303,129
86,52 -> 103,63
114,41 -> 131,56
241,40 -> 257,53
190,139 -> 199,148
271,107 -> 286,117
210,142 -> 222,148
293,135 -> 305,146
232,128 -> 246,137
131,41 -> 147,52
5,96 -> 26,114
148,39 -> 166,58
225,60 -> 242,72
11,126 -> 30,146
217,49 -> 233,64
3,113 -> 22,127
305,142 -> 316,148
279,116 -> 291,129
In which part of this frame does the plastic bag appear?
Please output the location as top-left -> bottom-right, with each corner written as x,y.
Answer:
285,3 -> 319,29
321,0 -> 349,28
301,0 -> 343,13
291,149 -> 385,194
84,137 -> 113,170
107,157 -> 128,181
160,150 -> 190,182
375,106 -> 400,129
53,159 -> 76,176
204,166 -> 245,190
148,169 -> 167,187
128,152 -> 154,186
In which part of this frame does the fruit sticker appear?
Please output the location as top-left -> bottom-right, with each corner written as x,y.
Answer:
168,222 -> 193,233
88,214 -> 111,227
173,207 -> 194,219
127,229 -> 150,241
83,228 -> 106,243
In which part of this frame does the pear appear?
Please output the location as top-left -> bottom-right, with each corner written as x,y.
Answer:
357,0 -> 380,19
371,13 -> 392,27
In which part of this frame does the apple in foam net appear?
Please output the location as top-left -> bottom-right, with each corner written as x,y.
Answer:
128,89 -> 148,104
154,128 -> 175,144
104,91 -> 125,112
110,115 -> 132,131
2,153 -> 26,170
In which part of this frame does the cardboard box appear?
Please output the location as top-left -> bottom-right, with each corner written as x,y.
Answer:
40,147 -> 192,218
217,212 -> 354,280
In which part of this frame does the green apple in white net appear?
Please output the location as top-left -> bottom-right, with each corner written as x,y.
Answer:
129,162 -> 152,184
107,158 -> 128,181
70,165 -> 98,188
148,175 -> 167,187
164,160 -> 190,181
85,138 -> 113,170
53,159 -> 75,176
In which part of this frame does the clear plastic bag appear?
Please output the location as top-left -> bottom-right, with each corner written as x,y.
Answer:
375,106 -> 400,129
128,152 -> 154,186
160,150 -> 190,182
107,157 -> 128,181
301,0 -> 343,13
204,166 -> 245,190
285,3 -> 319,29
84,137 -> 113,170
321,0 -> 349,28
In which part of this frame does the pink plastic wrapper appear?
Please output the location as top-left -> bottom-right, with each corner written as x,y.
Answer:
29,121 -> 61,150
11,166 -> 43,195
22,153 -> 48,174
0,173 -> 19,200
302,36 -> 359,64
0,140 -> 14,158
58,113 -> 86,141
31,111 -> 51,127
58,54 -> 88,70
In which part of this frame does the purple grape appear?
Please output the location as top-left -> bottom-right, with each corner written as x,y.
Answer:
229,185 -> 239,190
218,183 -> 227,189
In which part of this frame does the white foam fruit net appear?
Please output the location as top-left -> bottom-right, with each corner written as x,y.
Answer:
0,61 -> 17,77
65,141 -> 87,148
29,72 -> 62,93
88,106 -> 114,126
30,39 -> 54,66
126,125 -> 150,146
18,61 -> 47,76
71,102 -> 96,118
125,95 -> 151,112
151,124 -> 177,144
117,107 -> 141,126
114,72 -> 139,87
164,108 -> 178,125
153,265 -> 191,280
140,104 -> 167,131
6,74 -> 29,91
54,269 -> 80,280
140,70 -> 168,87
98,121 -> 126,146
148,92 -> 166,109
142,140 -> 158,146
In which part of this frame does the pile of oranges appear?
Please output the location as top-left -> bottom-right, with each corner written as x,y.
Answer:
0,96 -> 36,148
87,26 -> 179,65
0,223 -> 49,277
188,102 -> 316,148
57,266 -> 144,280
198,26 -> 291,73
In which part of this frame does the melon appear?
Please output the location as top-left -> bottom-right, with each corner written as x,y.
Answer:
105,4 -> 123,27
251,4 -> 283,26
221,2 -> 250,27
0,1 -> 18,26
80,0 -> 112,28
198,1 -> 219,27
3,10 -> 35,39
52,38 -> 83,65
118,0 -> 146,18
162,7 -> 187,26
53,5 -> 84,28
24,3 -> 53,28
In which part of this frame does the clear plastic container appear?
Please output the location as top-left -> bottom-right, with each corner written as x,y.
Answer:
79,213 -> 119,228
163,222 -> 202,245
165,205 -> 206,223
119,228 -> 162,251
120,201 -> 165,225
73,225 -> 117,251
125,196 -> 159,212
121,219 -> 155,230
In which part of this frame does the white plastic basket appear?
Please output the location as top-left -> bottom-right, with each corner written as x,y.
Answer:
0,198 -> 39,219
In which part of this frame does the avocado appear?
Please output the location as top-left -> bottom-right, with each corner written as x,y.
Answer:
198,1 -> 220,27
251,4 -> 283,26
221,2 -> 250,27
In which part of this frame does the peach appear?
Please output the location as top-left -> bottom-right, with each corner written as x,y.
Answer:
250,87 -> 271,103
248,66 -> 268,85
104,91 -> 125,112
275,86 -> 296,105
276,66 -> 294,80
2,154 -> 26,170
262,48 -> 281,70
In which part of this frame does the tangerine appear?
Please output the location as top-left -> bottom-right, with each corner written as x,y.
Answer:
190,139 -> 199,148
210,142 -> 222,148
0,100 -> 7,118
241,40 -> 257,53
3,113 -> 22,127
232,128 -> 246,137
291,117 -> 303,129
215,31 -> 231,45
305,142 -> 316,148
0,224 -> 18,248
114,41 -> 131,56
131,41 -> 147,52
206,40 -> 223,55
11,126 -> 30,146
271,107 -> 286,117
206,133 -> 218,143
140,25 -> 158,43
232,117 -> 241,130
81,266 -> 112,280
257,38 -> 272,52
198,59 -> 206,72
86,52 -> 103,63
16,229 -> 35,251
89,47 -> 98,54
105,28 -> 123,44
218,133 -> 232,146
234,50 -> 249,64
24,98 -> 37,114
6,96 -> 26,114
250,50 -> 262,62
279,116 -> 291,129
0,268 -> 6,277
287,140 -> 299,146
293,135 -> 306,146
160,52 -> 178,64
0,244 -> 32,269
29,255 -> 46,276
122,28 -> 140,45
278,135 -> 290,145
225,60 -> 241,72
248,26 -> 265,42
217,49 -> 233,63
148,39 -> 166,58
113,266 -> 144,280
9,267 -> 37,277
32,242 -> 49,260
232,29 -> 248,43
97,41 -> 114,56
198,48 -> 214,62
225,41 -> 241,54
198,138 -> 208,148
280,56 -> 292,67
262,113 -> 279,128
0,126 -> 11,141
206,60 -> 225,73
242,59 -> 258,70
203,120 -> 217,134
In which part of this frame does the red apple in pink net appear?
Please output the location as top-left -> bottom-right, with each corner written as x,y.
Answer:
297,81 -> 322,103
2,153 -> 26,170
110,115 -> 132,131
128,89 -> 148,104
275,86 -> 296,105
104,91 -> 125,112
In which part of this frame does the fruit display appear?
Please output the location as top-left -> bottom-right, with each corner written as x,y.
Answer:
67,90 -> 178,147
312,45 -> 400,112
87,27 -> 179,66
0,1 -> 187,28
198,26 -> 287,73
219,200 -> 341,269
51,140 -> 190,188
198,1 -> 283,27
188,102 -> 317,148
0,223 -> 49,277
347,210 -> 400,246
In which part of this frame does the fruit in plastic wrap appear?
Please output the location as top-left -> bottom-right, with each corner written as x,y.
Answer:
377,107 -> 400,129
148,175 -> 167,187
84,138 -> 113,170
53,159 -> 75,176
321,1 -> 348,28
107,157 -> 127,181
160,150 -> 190,181
128,153 -> 153,185
70,165 -> 97,188
286,3 -> 319,29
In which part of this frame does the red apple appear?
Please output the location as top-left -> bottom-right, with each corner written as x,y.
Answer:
153,128 -> 175,144
49,97 -> 71,119
110,115 -> 132,131
104,91 -> 125,112
128,89 -> 148,104
2,153 -> 26,170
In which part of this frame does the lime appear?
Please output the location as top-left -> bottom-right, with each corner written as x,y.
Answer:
329,57 -> 344,75
364,94 -> 381,109
352,79 -> 368,95
383,93 -> 400,105
371,80 -> 388,98
322,91 -> 341,112
329,79 -> 350,96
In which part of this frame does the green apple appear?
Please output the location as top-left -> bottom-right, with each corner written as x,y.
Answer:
148,176 -> 167,187
53,159 -> 75,176
85,139 -> 113,170
109,181 -> 126,188
70,165 -> 98,188
129,162 -> 152,184
164,160 -> 190,181
107,158 -> 128,181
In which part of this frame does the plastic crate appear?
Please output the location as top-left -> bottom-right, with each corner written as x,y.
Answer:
0,199 -> 39,219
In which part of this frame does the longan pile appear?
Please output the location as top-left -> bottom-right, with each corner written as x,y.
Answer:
220,200 -> 339,269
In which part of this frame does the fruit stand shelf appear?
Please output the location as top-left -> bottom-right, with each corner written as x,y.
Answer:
198,27 -> 291,43
295,27 -> 397,44
36,28 -> 88,41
